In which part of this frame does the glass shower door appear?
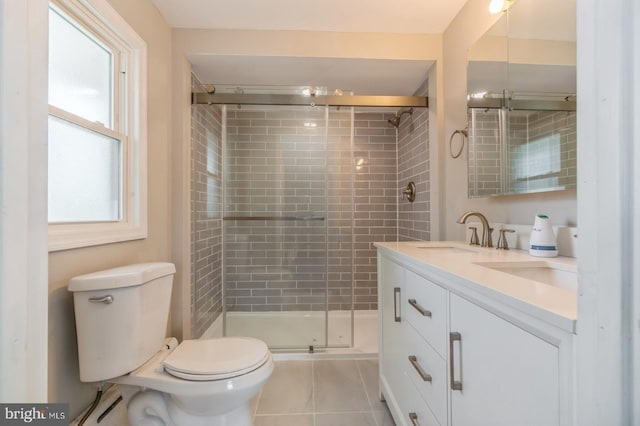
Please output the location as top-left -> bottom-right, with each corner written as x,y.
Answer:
223,105 -> 329,350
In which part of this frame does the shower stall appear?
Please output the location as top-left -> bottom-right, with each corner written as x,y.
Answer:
223,104 -> 339,351
191,83 -> 430,354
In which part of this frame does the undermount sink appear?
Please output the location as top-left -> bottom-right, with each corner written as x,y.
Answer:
475,261 -> 577,291
414,246 -> 478,254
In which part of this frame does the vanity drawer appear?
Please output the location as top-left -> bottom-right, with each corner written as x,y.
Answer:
405,269 -> 448,356
404,322 -> 448,426
397,373 -> 441,426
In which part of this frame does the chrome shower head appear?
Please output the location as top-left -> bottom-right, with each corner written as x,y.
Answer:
387,108 -> 414,128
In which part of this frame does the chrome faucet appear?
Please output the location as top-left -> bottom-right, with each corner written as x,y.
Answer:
457,211 -> 493,247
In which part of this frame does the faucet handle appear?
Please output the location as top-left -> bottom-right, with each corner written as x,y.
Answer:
468,226 -> 480,246
496,229 -> 515,250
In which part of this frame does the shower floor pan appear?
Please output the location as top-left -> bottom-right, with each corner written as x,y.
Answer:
205,310 -> 378,360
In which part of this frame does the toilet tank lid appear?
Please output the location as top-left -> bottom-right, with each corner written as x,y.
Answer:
68,262 -> 176,292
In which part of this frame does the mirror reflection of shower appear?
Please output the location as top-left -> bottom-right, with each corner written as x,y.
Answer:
387,107 -> 414,128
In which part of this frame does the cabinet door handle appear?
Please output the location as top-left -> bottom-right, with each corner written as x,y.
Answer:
408,355 -> 432,382
408,298 -> 432,317
449,332 -> 463,391
394,287 -> 401,322
409,412 -> 420,425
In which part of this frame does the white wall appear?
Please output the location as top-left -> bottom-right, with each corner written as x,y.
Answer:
170,50 -> 193,339
0,0 -> 49,403
440,0 -> 577,241
47,0 -> 174,418
172,29 -> 442,62
576,0 -> 640,423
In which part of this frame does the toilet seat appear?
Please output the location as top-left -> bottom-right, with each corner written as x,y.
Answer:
163,337 -> 270,381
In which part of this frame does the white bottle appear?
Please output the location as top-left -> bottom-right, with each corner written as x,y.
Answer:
529,214 -> 558,257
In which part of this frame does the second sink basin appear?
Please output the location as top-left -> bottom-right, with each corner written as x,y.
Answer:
474,261 -> 577,291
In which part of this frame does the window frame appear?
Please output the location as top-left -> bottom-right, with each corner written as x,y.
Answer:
47,0 -> 147,251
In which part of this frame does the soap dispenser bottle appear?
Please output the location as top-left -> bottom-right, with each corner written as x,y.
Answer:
529,214 -> 558,257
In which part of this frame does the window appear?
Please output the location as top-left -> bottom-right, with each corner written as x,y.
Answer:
48,0 -> 147,251
515,133 -> 562,180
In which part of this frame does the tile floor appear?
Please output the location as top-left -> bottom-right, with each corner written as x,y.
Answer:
251,359 -> 395,426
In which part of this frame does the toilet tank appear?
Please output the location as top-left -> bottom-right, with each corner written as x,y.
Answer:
68,262 -> 176,382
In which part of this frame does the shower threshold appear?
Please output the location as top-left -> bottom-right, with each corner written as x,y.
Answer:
201,310 -> 378,360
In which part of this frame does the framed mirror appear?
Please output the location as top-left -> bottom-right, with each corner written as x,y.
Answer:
466,0 -> 576,197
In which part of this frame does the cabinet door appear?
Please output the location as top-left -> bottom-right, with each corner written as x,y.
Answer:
449,294 -> 559,426
379,258 -> 407,411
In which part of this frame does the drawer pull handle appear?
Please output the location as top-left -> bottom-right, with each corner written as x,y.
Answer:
450,332 -> 463,391
409,412 -> 420,425
408,298 -> 431,317
408,355 -> 432,382
394,287 -> 401,322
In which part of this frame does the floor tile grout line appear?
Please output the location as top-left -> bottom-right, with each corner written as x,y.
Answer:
252,387 -> 263,421
355,359 -> 380,426
311,359 -> 317,426
258,359 -> 392,425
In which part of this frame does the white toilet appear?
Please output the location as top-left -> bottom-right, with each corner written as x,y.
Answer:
68,262 -> 273,426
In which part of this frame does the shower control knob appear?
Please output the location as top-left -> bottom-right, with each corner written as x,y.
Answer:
402,182 -> 416,202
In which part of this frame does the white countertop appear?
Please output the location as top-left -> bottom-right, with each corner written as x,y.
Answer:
375,241 -> 577,333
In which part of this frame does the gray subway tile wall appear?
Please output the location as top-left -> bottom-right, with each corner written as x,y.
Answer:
468,108 -> 503,196
224,107 -> 330,313
191,80 -> 431,322
352,111 -> 399,310
327,110 -> 355,311
191,101 -> 224,338
223,107 -> 401,312
397,80 -> 430,241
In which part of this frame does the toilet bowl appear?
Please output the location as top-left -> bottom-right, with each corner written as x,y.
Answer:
115,337 -> 273,426
68,263 -> 273,426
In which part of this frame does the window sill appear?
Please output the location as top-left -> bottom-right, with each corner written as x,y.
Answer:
48,221 -> 147,252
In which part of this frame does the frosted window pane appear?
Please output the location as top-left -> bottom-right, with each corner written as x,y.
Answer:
48,116 -> 121,222
49,7 -> 112,126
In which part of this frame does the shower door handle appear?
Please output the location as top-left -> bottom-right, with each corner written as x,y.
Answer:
393,287 -> 401,322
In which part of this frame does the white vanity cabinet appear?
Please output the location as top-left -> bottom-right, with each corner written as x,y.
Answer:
378,251 -> 574,426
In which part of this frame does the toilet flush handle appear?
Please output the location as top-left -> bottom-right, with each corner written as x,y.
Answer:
88,295 -> 114,304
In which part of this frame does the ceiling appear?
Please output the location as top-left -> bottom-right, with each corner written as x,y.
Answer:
152,0 -> 468,95
152,0 -> 467,34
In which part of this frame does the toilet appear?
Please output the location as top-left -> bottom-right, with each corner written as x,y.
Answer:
68,262 -> 273,426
